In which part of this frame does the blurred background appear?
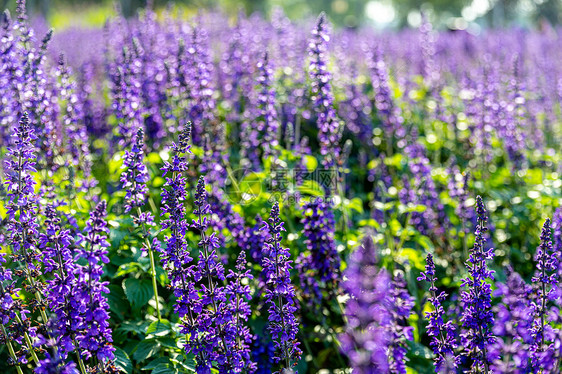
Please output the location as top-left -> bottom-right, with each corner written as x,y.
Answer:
1,0 -> 560,30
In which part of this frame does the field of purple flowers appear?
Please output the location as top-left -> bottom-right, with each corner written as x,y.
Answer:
1,1 -> 562,373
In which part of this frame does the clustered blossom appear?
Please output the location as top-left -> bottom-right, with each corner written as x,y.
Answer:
158,123 -> 200,361
74,200 -> 115,364
3,112 -> 45,360
529,218 -> 557,371
460,196 -> 496,371
308,12 -> 341,170
40,204 -> 79,358
340,236 -> 391,372
34,322 -> 79,374
367,46 -> 404,140
387,273 -> 414,373
491,267 -> 534,373
120,127 -> 150,214
553,208 -> 562,265
4,113 -> 41,270
225,250 -> 257,373
190,176 -> 229,373
297,198 -> 340,304
418,253 -> 459,371
255,52 -> 280,161
262,202 -> 302,371
57,54 -> 91,174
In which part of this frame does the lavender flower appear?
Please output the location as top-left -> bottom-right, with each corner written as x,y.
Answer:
251,333 -> 275,374
367,46 -> 404,141
387,273 -> 414,374
57,54 -> 91,175
530,218 -> 557,371
4,112 -> 41,269
35,322 -> 79,374
460,196 -> 495,371
3,112 -> 49,361
262,202 -> 301,371
74,200 -> 115,364
0,253 -> 28,369
40,205 -> 81,359
256,52 -> 280,160
554,208 -> 562,261
308,12 -> 341,169
340,236 -> 391,372
158,123 -> 202,367
121,126 -> 162,319
297,198 -> 340,303
418,253 -> 459,372
190,176 -> 229,373
120,127 -> 150,214
491,267 -> 533,373
225,250 -> 257,373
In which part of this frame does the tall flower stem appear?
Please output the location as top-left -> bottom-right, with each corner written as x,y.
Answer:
121,127 -> 161,321
13,312 -> 40,364
1,325 -> 24,374
137,206 -> 162,321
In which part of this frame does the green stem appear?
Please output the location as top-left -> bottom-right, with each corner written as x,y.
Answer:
136,206 -> 162,321
1,325 -> 24,374
75,349 -> 88,374
14,313 -> 40,365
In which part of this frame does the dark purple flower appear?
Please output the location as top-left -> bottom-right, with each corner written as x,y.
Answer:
530,218 -> 557,371
35,322 -> 79,374
224,249 -> 257,373
256,52 -> 280,160
308,13 -> 341,170
387,273 -> 414,373
74,200 -> 115,363
40,204 -> 81,359
297,198 -> 340,304
190,176 -> 229,373
158,123 -> 202,367
262,202 -> 302,371
120,127 -> 150,214
491,267 -> 533,373
460,196 -> 496,371
418,253 -> 459,372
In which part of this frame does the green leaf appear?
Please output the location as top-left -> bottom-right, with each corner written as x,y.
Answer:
115,262 -> 142,278
114,347 -> 133,374
117,320 -> 150,336
107,284 -> 128,321
346,197 -> 364,214
146,320 -> 172,337
152,364 -> 179,374
297,180 -> 324,197
123,278 -> 153,309
417,235 -> 435,251
133,339 -> 161,362
142,357 -> 172,370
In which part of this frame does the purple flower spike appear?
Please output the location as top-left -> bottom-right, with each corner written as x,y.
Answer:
262,202 -> 302,372
339,236 -> 391,372
530,218 -> 557,371
418,253 -> 459,372
74,200 -> 115,364
120,127 -> 150,214
297,198 -> 340,304
460,196 -> 495,371
308,12 -> 341,169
